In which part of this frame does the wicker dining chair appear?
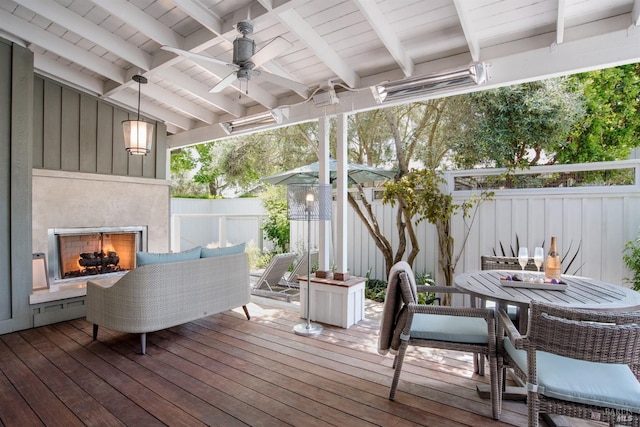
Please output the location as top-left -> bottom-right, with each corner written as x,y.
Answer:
481,255 -> 540,272
498,301 -> 640,427
378,261 -> 501,420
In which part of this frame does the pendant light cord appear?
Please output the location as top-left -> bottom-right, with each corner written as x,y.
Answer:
137,78 -> 141,121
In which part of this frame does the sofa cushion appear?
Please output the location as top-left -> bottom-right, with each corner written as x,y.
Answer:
200,242 -> 246,258
136,246 -> 202,266
503,337 -> 640,412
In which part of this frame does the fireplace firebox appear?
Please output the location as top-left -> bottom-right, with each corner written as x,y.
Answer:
48,226 -> 146,283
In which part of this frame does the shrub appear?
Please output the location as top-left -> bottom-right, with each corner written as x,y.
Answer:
365,270 -> 437,304
260,186 -> 289,253
365,278 -> 388,302
623,237 -> 640,291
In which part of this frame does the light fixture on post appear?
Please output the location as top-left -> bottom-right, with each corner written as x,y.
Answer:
371,62 -> 488,103
287,183 -> 332,336
122,74 -> 154,155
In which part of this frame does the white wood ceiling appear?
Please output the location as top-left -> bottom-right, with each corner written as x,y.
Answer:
1,0 -> 640,149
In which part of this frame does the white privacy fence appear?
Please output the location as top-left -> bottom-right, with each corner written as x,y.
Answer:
292,160 -> 640,285
172,160 -> 640,286
170,198 -> 269,252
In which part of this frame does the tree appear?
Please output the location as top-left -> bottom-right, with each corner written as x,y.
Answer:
169,148 -> 206,196
191,142 -> 229,196
384,169 -> 492,295
560,64 -> 640,163
221,123 -> 320,191
168,143 -> 228,197
347,99 -> 473,277
453,78 -> 585,168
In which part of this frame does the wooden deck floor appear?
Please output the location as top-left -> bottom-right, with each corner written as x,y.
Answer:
0,300 -> 603,426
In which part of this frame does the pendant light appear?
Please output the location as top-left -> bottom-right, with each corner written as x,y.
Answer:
122,75 -> 154,155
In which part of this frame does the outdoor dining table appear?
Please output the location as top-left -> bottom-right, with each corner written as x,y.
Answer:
454,270 -> 640,333
454,270 -> 640,426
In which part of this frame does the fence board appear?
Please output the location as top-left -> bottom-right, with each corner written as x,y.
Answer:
172,161 -> 640,286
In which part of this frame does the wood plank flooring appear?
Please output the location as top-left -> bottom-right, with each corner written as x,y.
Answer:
0,300 -> 605,426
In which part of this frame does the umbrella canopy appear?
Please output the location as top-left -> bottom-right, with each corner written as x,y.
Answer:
261,159 -> 396,186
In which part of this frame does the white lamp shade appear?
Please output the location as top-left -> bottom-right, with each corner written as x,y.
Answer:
123,120 -> 154,155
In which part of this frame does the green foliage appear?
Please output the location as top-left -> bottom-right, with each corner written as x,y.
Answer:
221,123 -> 320,191
623,236 -> 640,291
170,148 -> 207,197
384,169 -> 454,225
365,270 -> 437,304
244,241 -> 267,270
384,168 -> 493,295
254,251 -> 275,270
562,64 -> 640,163
454,79 -> 584,168
260,186 -> 290,253
364,278 -> 388,302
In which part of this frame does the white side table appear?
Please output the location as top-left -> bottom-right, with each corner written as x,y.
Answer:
298,275 -> 366,328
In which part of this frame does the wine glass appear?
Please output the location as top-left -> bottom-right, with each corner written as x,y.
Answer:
533,247 -> 544,272
534,247 -> 545,283
518,247 -> 529,279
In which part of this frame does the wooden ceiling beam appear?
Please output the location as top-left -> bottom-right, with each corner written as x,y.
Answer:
154,67 -> 245,118
353,0 -> 414,77
0,8 -> 124,83
276,8 -> 360,89
14,0 -> 152,70
453,0 -> 481,62
556,0 -> 566,44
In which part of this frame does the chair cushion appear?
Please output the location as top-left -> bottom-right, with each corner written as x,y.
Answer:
504,337 -> 640,412
200,242 -> 246,258
136,246 -> 201,266
410,313 -> 488,344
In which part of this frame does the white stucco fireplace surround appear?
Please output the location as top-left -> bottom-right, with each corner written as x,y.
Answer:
30,169 -> 170,326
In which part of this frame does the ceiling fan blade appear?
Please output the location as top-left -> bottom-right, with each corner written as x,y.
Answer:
210,72 -> 238,93
255,70 -> 308,95
251,36 -> 292,67
162,46 -> 231,67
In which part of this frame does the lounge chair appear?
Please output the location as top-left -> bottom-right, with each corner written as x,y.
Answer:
250,253 -> 298,302
279,251 -> 318,288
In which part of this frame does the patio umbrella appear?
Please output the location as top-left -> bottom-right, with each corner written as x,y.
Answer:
261,159 -> 396,185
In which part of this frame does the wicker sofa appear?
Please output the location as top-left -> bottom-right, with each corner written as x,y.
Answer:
86,251 -> 251,354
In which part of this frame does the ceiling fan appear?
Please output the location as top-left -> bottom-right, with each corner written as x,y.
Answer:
163,20 -> 305,95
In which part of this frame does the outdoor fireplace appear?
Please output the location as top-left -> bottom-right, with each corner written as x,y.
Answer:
48,226 -> 146,283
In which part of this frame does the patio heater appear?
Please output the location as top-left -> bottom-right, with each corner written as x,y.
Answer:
287,184 -> 332,336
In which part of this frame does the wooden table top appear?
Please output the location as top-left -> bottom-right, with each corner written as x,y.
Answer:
454,270 -> 640,311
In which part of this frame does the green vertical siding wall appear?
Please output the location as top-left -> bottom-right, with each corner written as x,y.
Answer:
0,40 -> 34,334
32,76 -> 167,179
0,40 -> 11,323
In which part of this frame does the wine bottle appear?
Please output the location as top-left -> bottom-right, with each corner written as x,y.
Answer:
544,236 -> 562,281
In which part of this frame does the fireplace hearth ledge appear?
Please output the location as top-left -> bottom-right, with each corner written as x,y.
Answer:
29,272 -> 126,305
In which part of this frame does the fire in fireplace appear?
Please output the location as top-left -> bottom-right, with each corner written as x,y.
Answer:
48,226 -> 146,282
